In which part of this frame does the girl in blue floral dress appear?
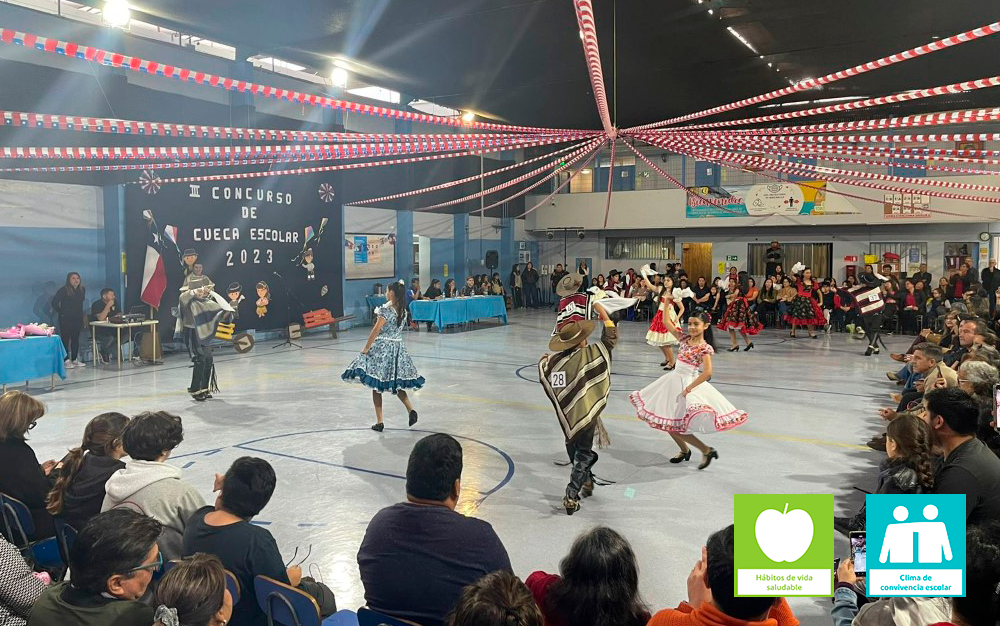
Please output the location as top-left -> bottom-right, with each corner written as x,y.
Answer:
342,281 -> 424,431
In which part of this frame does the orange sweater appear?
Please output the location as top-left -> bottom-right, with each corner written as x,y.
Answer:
647,598 -> 799,626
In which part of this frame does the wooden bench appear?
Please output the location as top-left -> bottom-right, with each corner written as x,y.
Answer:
302,310 -> 355,338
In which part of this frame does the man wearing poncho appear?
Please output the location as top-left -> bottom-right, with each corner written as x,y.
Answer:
178,275 -> 233,401
539,273 -> 618,515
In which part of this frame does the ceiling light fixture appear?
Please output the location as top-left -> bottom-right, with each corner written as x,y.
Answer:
102,0 -> 131,27
726,26 -> 759,54
767,62 -> 773,67
707,8 -> 713,15
330,67 -> 349,88
461,111 -> 475,122
578,29 -> 584,39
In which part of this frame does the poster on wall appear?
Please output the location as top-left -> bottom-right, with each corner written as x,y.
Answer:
882,192 -> 932,219
344,233 -> 396,279
685,181 -> 852,218
125,171 -> 344,337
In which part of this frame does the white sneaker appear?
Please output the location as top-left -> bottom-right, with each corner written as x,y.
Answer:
64,360 -> 76,369
74,360 -> 87,367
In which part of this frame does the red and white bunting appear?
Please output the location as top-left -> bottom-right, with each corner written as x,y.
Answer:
0,135 -> 583,161
414,138 -> 603,212
625,20 -> 1000,131
647,136 -> 1000,203
0,109 -> 598,142
660,108 -> 1000,136
655,77 -> 1000,132
573,0 -> 614,136
352,141 -> 591,206
0,27 -> 587,135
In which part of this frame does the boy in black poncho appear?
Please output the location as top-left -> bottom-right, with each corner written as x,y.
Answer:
179,276 -> 233,401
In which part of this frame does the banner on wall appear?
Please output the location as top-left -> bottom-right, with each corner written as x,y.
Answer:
883,192 -> 932,219
685,181 -> 850,218
125,171 -> 344,336
344,233 -> 396,279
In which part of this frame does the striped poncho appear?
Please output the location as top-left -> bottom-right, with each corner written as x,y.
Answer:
539,325 -> 618,444
179,290 -> 233,346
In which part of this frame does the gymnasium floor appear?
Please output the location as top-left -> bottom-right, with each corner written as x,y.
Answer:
27,309 -> 909,624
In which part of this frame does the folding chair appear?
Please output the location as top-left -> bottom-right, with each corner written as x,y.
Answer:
357,607 -> 420,626
1,492 -> 61,569
254,575 -> 356,626
164,559 -> 240,604
52,518 -> 78,578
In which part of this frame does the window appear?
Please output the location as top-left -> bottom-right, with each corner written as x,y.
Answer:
869,242 -> 928,268
606,236 -> 675,261
556,168 -> 594,193
748,243 -> 832,279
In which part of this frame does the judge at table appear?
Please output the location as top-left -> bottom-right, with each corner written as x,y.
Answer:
90,288 -> 120,364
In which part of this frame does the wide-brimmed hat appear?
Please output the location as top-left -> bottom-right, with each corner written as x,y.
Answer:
556,273 -> 585,297
182,275 -> 214,292
548,319 -> 597,351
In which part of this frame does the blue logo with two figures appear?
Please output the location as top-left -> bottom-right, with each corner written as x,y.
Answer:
866,494 -> 966,597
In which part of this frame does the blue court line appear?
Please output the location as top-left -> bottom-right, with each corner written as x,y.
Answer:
232,427 -> 515,500
182,461 -> 196,469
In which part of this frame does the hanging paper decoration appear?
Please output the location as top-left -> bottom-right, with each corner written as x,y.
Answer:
139,169 -> 161,194
318,182 -> 336,202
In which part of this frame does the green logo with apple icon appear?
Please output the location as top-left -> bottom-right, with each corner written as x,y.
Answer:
734,494 -> 833,597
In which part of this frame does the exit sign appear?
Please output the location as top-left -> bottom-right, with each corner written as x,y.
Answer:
726,255 -> 739,262
844,255 -> 859,263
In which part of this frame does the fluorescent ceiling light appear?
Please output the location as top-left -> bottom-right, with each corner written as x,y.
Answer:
409,99 -> 461,117
331,67 -> 349,88
726,26 -> 759,54
461,111 -> 475,122
346,85 -> 400,104
103,0 -> 130,27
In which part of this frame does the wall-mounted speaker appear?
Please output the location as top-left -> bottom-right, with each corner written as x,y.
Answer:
485,250 -> 499,269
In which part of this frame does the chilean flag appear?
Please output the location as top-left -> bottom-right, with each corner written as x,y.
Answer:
140,230 -> 167,309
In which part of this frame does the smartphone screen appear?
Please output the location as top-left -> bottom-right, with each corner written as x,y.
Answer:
993,383 -> 1000,421
850,531 -> 867,576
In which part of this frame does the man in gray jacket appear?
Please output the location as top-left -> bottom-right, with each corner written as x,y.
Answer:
101,411 -> 205,559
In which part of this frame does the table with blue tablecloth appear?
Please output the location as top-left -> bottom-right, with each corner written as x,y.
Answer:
0,335 -> 67,391
409,296 -> 507,331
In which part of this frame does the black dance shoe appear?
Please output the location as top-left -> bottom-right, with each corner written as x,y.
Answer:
371,423 -> 385,432
727,346 -> 740,352
744,343 -> 754,351
698,448 -> 719,470
581,477 -> 595,498
669,450 -> 692,464
563,495 -> 581,515
409,410 -> 419,427
193,392 -> 209,402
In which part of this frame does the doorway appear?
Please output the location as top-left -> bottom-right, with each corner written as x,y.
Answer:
682,243 -> 713,282
575,257 -> 594,280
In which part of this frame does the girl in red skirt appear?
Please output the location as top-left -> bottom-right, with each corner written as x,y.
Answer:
785,266 -> 825,339
718,280 -> 763,351
640,268 -> 684,370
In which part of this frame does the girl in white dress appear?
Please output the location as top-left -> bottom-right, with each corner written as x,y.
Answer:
641,273 -> 683,370
629,309 -> 748,469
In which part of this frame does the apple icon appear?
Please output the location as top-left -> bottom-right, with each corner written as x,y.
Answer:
754,503 -> 814,562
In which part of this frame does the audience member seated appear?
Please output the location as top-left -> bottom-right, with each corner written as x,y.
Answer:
957,360 -> 1000,456
447,571 -> 542,626
358,433 -> 511,626
183,456 -> 334,626
46,412 -> 129,531
153,553 -> 233,626
102,411 -> 206,559
943,318 -> 983,367
0,391 -> 56,540
526,526 -> 649,626
424,279 -> 444,300
830,555 -> 950,626
89,288 -> 121,364
646,524 -> 798,626
836,414 -> 935,534
924,388 -> 1000,523
27,509 -> 160,626
894,343 -> 956,412
927,521 -> 1000,626
1,536 -> 49,626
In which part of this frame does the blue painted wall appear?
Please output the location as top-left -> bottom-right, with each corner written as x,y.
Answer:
0,227 -> 107,327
